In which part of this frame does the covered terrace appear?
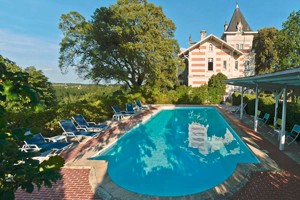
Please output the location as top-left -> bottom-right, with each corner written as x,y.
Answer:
225,67 -> 300,150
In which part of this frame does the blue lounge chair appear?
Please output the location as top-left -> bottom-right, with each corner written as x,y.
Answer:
32,149 -> 59,163
286,124 -> 300,145
135,100 -> 148,110
111,105 -> 134,120
258,113 -> 270,127
59,119 -> 101,141
72,115 -> 108,132
126,103 -> 136,114
21,133 -> 72,153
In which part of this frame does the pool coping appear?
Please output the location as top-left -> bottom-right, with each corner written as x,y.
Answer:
89,105 -> 281,200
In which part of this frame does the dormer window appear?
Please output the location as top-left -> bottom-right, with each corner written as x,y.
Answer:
237,21 -> 243,32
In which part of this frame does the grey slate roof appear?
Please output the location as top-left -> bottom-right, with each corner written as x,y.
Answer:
226,5 -> 252,32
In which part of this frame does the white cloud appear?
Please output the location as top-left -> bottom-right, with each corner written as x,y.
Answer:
0,29 -> 89,83
42,68 -> 56,72
0,29 -> 58,55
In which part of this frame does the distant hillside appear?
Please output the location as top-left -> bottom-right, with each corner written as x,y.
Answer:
53,84 -> 121,103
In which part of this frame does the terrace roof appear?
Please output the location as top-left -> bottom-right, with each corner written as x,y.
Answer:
225,67 -> 300,151
225,67 -> 300,91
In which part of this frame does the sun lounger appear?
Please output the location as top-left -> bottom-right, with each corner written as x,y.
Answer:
126,103 -> 136,114
111,105 -> 133,120
72,114 -> 108,132
135,100 -> 148,110
59,119 -> 101,142
32,149 -> 59,163
21,133 -> 72,153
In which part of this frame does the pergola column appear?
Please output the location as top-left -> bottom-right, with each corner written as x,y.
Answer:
279,88 -> 287,150
240,87 -> 244,119
254,86 -> 259,132
273,89 -> 284,127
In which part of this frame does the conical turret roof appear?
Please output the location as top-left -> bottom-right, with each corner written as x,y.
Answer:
226,4 -> 252,32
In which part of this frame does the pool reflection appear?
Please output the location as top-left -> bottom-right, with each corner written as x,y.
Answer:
188,122 -> 242,160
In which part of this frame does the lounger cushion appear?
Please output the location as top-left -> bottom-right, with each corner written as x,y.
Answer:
37,142 -> 71,150
73,131 -> 99,137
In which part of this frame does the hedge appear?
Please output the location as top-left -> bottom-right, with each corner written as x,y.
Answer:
232,92 -> 300,131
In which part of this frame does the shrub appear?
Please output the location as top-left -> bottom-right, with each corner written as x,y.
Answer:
208,73 -> 227,104
231,92 -> 300,131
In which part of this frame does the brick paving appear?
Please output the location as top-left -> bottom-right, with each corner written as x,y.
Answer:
232,171 -> 300,200
219,107 -> 300,200
15,105 -> 300,200
15,168 -> 100,200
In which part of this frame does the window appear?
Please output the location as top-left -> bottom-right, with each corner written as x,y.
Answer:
209,44 -> 213,52
244,61 -> 250,70
223,60 -> 227,70
208,58 -> 213,71
235,61 -> 238,70
236,44 -> 243,49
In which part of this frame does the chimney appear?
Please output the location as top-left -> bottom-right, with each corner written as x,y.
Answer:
189,34 -> 192,46
200,30 -> 206,40
224,21 -> 228,31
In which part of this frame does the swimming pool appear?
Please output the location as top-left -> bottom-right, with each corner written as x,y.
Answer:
90,107 -> 259,196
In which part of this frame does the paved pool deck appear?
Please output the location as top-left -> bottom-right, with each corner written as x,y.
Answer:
15,105 -> 300,200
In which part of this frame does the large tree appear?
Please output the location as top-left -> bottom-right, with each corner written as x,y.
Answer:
59,0 -> 182,90
0,56 -> 57,110
276,10 -> 300,70
0,56 -> 64,199
252,27 -> 279,74
25,66 -> 57,107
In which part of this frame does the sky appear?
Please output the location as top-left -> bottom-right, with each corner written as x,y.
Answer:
0,0 -> 299,83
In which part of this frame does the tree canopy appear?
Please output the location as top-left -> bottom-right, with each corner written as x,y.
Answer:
25,66 -> 57,107
252,10 -> 300,73
0,56 -> 57,111
0,55 -> 63,199
276,10 -> 300,70
59,0 -> 182,90
252,27 -> 279,74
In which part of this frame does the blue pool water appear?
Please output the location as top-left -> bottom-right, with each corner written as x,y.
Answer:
90,107 -> 259,196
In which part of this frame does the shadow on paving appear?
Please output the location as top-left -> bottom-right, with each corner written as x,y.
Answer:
217,106 -> 300,200
15,168 -> 101,200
